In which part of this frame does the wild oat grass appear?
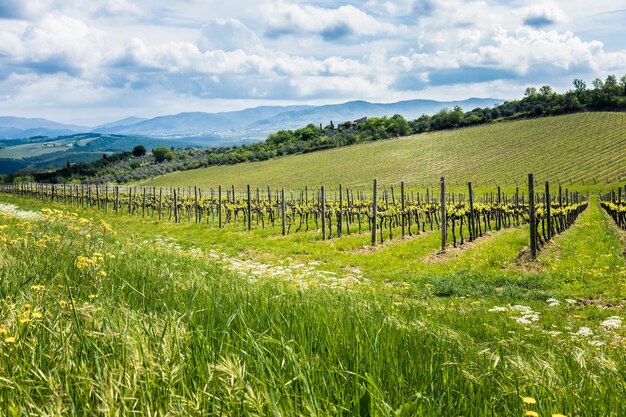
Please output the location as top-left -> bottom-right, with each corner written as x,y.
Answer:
0,199 -> 625,416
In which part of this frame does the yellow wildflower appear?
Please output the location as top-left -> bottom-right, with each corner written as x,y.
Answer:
19,317 -> 31,324
30,284 -> 45,291
97,271 -> 107,277
552,414 -> 567,417
23,304 -> 31,310
522,397 -> 537,405
88,294 -> 97,299
525,411 -> 539,417
59,300 -> 68,308
100,220 -> 113,233
0,326 -> 8,335
4,336 -> 16,344
31,311 -> 43,319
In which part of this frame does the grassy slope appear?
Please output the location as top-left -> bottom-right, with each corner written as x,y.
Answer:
1,191 -> 626,415
142,112 -> 626,191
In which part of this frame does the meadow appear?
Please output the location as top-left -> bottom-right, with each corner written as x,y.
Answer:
0,185 -> 625,415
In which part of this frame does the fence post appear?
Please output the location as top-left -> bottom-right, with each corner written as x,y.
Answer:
529,174 -> 537,259
372,179 -> 377,246
440,177 -> 447,251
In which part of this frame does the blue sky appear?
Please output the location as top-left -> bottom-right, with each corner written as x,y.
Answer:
0,0 -> 624,125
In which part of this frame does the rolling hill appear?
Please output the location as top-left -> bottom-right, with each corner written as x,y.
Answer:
91,98 -> 498,140
141,112 -> 626,190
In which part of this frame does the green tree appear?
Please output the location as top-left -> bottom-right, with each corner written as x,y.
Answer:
132,145 -> 146,157
539,85 -> 554,96
153,147 -> 174,163
524,87 -> 538,97
573,78 -> 586,94
386,114 -> 410,137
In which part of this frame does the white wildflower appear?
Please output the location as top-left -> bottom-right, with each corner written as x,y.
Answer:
546,298 -> 560,307
516,314 -> 540,324
488,306 -> 508,312
600,316 -> 622,329
573,326 -> 593,337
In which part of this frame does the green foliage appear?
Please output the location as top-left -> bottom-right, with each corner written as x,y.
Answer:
152,147 -> 174,163
11,175 -> 35,185
132,145 -> 146,157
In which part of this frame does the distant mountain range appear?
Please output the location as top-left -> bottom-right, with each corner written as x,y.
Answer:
0,116 -> 88,140
0,98 -> 501,142
94,105 -> 314,137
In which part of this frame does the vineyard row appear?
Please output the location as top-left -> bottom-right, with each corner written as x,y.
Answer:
601,186 -> 626,230
0,175 -> 588,257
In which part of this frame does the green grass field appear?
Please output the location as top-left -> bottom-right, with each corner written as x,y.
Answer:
1,189 -> 625,415
142,112 -> 626,191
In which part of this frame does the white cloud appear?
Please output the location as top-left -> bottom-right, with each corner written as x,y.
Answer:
261,2 -> 405,40
2,14 -> 105,76
363,0 -> 416,17
519,2 -> 567,27
197,18 -> 263,52
479,27 -> 607,73
95,0 -> 143,18
0,0 -> 624,124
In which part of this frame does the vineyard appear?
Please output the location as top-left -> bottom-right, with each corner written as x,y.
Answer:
602,187 -> 626,230
141,112 -> 626,190
1,173 -> 625,415
1,175 -> 589,257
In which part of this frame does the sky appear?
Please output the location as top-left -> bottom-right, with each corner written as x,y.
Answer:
0,0 -> 624,126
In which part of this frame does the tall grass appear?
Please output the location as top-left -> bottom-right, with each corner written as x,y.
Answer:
0,207 -> 625,416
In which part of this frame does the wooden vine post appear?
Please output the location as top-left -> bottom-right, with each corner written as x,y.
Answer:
218,185 -> 222,228
496,185 -> 501,231
321,186 -> 326,240
372,179 -> 377,246
440,176 -> 447,251
545,181 -> 552,240
338,184 -> 343,237
281,188 -> 286,236
528,174 -> 537,259
247,184 -> 252,231
468,181 -> 475,241
401,181 -> 405,238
